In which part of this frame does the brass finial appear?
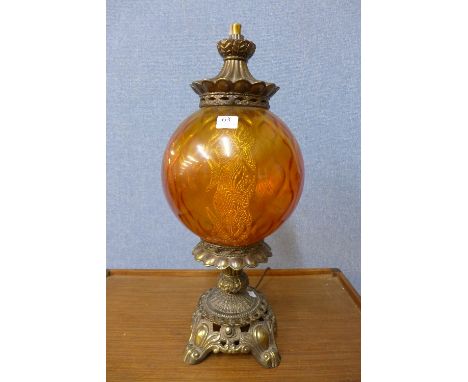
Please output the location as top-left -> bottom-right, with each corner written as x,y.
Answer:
190,24 -> 279,109
230,23 -> 241,35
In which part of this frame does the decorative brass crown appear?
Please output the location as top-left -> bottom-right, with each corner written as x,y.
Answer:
216,38 -> 256,61
191,23 -> 279,109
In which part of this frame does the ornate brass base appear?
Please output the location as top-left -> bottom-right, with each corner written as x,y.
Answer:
183,265 -> 280,368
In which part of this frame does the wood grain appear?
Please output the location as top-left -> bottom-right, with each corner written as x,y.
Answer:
107,269 -> 360,382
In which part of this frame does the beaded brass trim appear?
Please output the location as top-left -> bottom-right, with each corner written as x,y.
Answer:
197,92 -> 270,109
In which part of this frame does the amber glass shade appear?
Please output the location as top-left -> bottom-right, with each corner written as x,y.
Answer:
162,106 -> 304,247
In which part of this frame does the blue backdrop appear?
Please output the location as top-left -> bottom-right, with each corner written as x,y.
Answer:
107,0 -> 361,291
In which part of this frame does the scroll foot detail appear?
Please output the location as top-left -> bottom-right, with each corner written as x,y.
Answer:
184,295 -> 281,368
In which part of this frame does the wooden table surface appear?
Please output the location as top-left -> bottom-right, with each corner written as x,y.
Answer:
107,269 -> 360,382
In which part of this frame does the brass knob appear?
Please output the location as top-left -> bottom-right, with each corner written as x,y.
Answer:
230,23 -> 242,35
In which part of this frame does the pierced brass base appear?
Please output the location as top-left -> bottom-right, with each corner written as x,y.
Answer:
183,268 -> 280,368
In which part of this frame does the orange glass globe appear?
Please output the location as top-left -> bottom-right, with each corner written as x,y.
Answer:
162,106 -> 304,247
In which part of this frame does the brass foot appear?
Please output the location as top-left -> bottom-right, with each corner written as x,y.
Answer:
183,285 -> 281,368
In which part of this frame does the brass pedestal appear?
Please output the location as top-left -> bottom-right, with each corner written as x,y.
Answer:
183,241 -> 280,368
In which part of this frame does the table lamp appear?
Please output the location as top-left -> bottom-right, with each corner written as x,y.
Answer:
162,23 -> 304,368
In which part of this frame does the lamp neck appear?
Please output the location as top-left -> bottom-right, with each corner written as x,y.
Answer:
217,268 -> 249,294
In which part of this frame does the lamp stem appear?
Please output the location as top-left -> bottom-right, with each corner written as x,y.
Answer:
218,267 -> 249,294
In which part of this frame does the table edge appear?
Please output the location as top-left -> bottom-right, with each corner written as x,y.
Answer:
107,268 -> 360,309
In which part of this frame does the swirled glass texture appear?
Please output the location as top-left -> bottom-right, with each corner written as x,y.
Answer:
162,106 -> 303,247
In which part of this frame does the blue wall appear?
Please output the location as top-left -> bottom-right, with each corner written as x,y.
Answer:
107,0 -> 361,291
